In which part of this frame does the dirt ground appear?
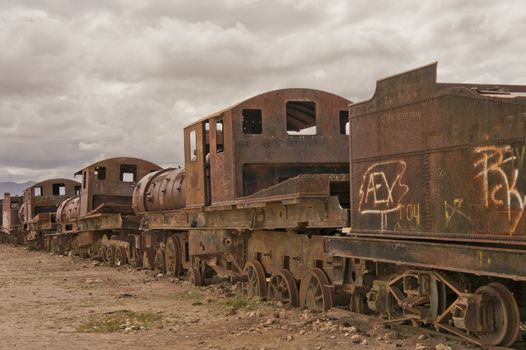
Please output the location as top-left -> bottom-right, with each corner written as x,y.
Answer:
0,244 -> 474,350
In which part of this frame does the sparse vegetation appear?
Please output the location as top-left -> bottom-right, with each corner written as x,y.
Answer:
25,244 -> 39,251
221,296 -> 258,314
171,290 -> 204,302
78,310 -> 163,333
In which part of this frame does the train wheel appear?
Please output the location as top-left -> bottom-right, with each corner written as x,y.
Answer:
87,246 -> 94,259
242,260 -> 267,299
80,249 -> 89,259
350,291 -> 367,314
97,245 -> 107,262
475,283 -> 520,347
131,248 -> 142,268
299,268 -> 333,312
142,251 -> 152,270
107,246 -> 115,266
267,269 -> 299,307
165,237 -> 181,277
114,247 -> 127,266
187,267 -> 203,286
154,248 -> 166,274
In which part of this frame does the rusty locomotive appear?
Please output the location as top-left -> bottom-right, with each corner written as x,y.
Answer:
0,179 -> 80,245
1,63 -> 526,347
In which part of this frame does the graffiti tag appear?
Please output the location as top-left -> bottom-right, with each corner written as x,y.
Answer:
474,145 -> 526,235
359,160 -> 409,229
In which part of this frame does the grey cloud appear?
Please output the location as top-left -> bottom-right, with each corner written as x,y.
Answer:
0,0 -> 525,182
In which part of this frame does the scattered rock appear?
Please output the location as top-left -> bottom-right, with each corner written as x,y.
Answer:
85,278 -> 102,284
350,334 -> 362,344
435,344 -> 451,350
286,335 -> 293,341
118,293 -> 135,298
415,344 -> 430,350
342,325 -> 357,333
299,329 -> 306,335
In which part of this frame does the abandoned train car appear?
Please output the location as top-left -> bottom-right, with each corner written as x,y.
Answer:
48,157 -> 161,259
0,193 -> 23,243
20,178 -> 81,247
326,63 -> 526,347
133,88 -> 352,284
4,64 -> 526,347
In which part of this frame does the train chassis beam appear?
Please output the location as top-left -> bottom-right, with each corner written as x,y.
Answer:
326,236 -> 526,282
326,236 -> 524,346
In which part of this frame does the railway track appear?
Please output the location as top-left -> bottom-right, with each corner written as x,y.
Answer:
333,307 -> 526,350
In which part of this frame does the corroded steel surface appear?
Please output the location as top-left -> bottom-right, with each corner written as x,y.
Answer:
1,193 -> 22,232
56,195 -> 80,224
348,63 -> 526,241
183,88 -> 351,208
132,168 -> 186,214
73,157 -> 162,218
21,178 -> 80,228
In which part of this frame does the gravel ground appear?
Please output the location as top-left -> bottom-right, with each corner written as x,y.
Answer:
0,244 -> 476,350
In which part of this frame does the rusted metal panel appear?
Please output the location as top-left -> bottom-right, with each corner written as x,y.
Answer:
326,236 -> 526,281
349,63 -> 526,240
54,157 -> 160,238
143,196 -> 348,231
77,213 -> 125,231
141,174 -> 349,231
132,168 -> 185,213
248,230 -> 329,281
184,123 -> 207,208
56,195 -> 80,225
74,157 -> 162,218
184,88 -> 351,207
210,114 -> 235,204
2,193 -> 22,232
21,178 -> 80,229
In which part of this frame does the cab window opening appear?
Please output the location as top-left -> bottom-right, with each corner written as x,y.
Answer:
52,183 -> 66,196
216,119 -> 224,153
242,109 -> 262,134
286,101 -> 317,135
94,166 -> 106,180
339,111 -> 350,135
120,164 -> 137,182
189,130 -> 197,161
34,186 -> 43,197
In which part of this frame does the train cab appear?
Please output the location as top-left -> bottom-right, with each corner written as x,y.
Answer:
1,193 -> 23,243
73,157 -> 162,217
21,179 -> 80,232
183,88 -> 352,209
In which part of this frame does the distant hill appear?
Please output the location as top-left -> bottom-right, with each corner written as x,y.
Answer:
0,181 -> 36,196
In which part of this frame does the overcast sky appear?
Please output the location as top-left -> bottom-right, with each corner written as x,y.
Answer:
0,0 -> 525,182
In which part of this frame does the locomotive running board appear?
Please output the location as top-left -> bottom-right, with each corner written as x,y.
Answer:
325,236 -> 526,281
